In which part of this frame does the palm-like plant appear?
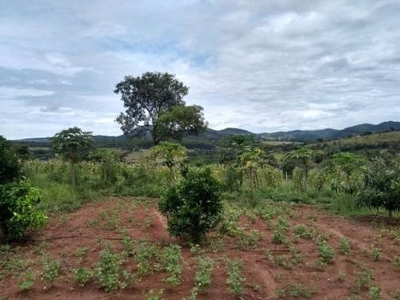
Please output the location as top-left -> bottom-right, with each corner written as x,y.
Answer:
51,127 -> 93,186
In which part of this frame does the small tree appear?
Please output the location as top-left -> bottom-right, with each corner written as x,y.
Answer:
158,167 -> 223,243
51,127 -> 93,186
150,141 -> 187,183
238,147 -> 265,206
357,159 -> 400,218
284,148 -> 320,191
91,148 -> 120,185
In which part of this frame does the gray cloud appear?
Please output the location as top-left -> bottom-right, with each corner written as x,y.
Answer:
1,0 -> 400,139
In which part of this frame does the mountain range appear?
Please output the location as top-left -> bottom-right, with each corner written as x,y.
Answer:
15,121 -> 400,145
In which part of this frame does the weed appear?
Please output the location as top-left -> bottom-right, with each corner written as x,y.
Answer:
41,256 -> 61,284
277,283 -> 313,298
95,248 -> 136,292
368,285 -> 381,300
276,255 -> 293,269
226,258 -> 246,296
194,257 -> 214,291
272,230 -> 287,244
160,244 -> 182,286
394,256 -> 400,269
339,238 -> 351,255
189,243 -> 204,256
73,246 -> 89,258
147,289 -> 164,300
393,289 -> 400,300
354,268 -> 373,290
293,224 -> 313,239
73,267 -> 93,287
336,271 -> 346,282
370,245 -> 381,261
277,216 -> 290,231
237,229 -> 263,249
18,268 -> 36,291
134,241 -> 159,275
318,240 -> 335,265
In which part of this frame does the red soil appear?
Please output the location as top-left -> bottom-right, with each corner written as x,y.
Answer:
1,197 -> 400,299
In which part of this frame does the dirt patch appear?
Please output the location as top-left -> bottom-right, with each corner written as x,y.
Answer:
1,198 -> 400,299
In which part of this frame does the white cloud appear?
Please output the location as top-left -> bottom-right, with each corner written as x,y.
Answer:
1,0 -> 400,139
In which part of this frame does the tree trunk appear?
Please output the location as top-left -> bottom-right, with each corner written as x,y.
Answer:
71,162 -> 76,187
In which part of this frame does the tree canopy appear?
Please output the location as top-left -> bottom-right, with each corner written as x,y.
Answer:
115,71 -> 207,145
50,127 -> 93,186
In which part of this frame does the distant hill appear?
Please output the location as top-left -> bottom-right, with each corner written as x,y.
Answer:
12,121 -> 400,146
257,121 -> 400,142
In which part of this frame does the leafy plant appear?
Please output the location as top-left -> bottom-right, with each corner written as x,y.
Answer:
318,240 -> 335,265
134,241 -> 159,275
370,245 -> 381,261
41,256 -> 61,284
194,257 -> 214,291
147,289 -> 164,300
226,258 -> 245,296
50,127 -> 93,187
354,268 -> 374,290
394,256 -> 400,269
339,238 -> 351,255
356,158 -> 400,218
0,178 -> 47,240
368,285 -> 381,300
159,167 -> 223,243
160,244 -> 182,286
95,248 -> 135,292
277,284 -> 313,298
73,267 -> 93,287
18,268 -> 36,291
293,225 -> 313,239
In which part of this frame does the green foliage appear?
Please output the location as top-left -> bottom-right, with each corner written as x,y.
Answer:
147,289 -> 164,300
226,258 -> 245,296
318,240 -> 335,265
354,268 -> 374,289
194,257 -> 214,291
277,284 -> 313,298
356,158 -> 400,218
0,178 -> 47,240
160,244 -> 182,286
94,248 -> 135,292
0,138 -> 21,185
115,71 -> 206,145
91,148 -> 120,185
293,225 -> 313,239
18,268 -> 36,291
151,141 -> 187,182
73,267 -> 93,286
51,127 -> 93,186
159,167 -> 223,243
338,238 -> 351,255
292,167 -> 305,191
41,256 -> 61,284
368,285 -> 381,300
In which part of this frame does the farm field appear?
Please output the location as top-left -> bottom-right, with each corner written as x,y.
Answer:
1,197 -> 400,300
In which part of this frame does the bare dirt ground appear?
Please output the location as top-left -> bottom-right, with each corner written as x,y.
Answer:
1,197 -> 400,299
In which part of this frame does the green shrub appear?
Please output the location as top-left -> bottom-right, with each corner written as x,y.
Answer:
0,178 -> 48,240
0,142 -> 21,185
158,167 -> 223,243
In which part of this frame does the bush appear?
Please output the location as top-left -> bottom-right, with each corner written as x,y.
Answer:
0,178 -> 48,240
158,167 -> 223,243
0,142 -> 21,185
356,159 -> 400,218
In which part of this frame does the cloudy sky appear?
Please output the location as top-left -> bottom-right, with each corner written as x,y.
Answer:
1,0 -> 400,139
